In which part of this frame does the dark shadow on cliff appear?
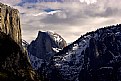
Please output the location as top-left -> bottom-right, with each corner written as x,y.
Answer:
0,31 -> 40,81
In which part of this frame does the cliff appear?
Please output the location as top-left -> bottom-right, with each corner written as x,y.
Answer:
0,2 -> 22,46
0,3 -> 40,81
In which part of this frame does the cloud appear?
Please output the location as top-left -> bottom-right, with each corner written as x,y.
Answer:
0,0 -> 121,43
0,0 -> 21,5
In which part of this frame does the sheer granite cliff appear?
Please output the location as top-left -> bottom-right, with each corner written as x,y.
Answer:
0,2 -> 22,46
0,3 -> 40,81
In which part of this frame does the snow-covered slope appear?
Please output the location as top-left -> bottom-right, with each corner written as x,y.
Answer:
27,31 -> 67,70
28,53 -> 44,70
46,24 -> 121,81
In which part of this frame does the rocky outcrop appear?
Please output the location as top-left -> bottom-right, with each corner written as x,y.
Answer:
46,24 -> 121,81
27,31 -> 67,70
0,3 -> 40,81
0,2 -> 22,46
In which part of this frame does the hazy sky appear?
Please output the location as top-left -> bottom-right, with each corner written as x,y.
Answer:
1,0 -> 121,43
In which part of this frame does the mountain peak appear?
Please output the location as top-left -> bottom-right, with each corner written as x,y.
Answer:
28,30 -> 67,69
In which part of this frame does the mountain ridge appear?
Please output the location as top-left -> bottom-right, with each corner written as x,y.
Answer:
55,24 -> 121,56
45,24 -> 121,81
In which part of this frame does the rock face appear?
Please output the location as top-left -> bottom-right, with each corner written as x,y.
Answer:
27,31 -> 67,69
0,2 -> 22,46
46,24 -> 121,81
0,32 -> 40,81
0,3 -> 40,81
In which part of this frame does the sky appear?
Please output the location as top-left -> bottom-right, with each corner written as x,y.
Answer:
0,0 -> 121,43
